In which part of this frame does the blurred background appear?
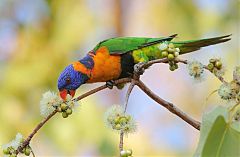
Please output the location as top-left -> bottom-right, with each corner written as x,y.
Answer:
0,0 -> 239,156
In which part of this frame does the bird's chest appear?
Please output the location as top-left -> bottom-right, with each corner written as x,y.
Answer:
86,47 -> 122,83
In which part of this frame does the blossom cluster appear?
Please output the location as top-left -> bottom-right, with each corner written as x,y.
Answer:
218,67 -> 240,102
104,105 -> 137,135
158,42 -> 180,71
1,133 -> 31,157
207,58 -> 225,77
40,91 -> 79,118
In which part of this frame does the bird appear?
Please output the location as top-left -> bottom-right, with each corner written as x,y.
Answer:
57,34 -> 231,100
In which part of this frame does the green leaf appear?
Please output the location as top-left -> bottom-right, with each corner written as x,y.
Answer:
194,106 -> 240,157
194,106 -> 228,157
202,116 -> 240,157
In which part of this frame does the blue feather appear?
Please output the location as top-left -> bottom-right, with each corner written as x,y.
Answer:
57,64 -> 89,90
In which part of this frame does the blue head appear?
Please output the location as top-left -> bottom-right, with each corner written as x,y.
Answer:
58,64 -> 88,99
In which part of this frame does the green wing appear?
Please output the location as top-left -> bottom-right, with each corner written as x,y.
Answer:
93,34 -> 177,54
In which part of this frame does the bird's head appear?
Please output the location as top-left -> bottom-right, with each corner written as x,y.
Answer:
58,64 -> 89,100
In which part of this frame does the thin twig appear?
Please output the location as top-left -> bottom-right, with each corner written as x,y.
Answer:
135,80 -> 201,130
119,80 -> 136,154
17,110 -> 57,154
30,146 -> 36,157
123,80 -> 135,113
119,131 -> 124,152
138,57 -> 227,83
176,58 -> 227,83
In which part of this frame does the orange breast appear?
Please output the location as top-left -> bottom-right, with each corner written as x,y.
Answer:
86,46 -> 121,83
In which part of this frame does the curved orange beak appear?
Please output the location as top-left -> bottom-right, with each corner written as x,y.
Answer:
59,89 -> 76,100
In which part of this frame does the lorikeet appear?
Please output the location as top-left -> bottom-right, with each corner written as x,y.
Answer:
57,34 -> 230,99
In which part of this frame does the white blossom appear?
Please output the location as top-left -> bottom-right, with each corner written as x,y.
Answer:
104,105 -> 137,134
218,83 -> 235,100
187,61 -> 204,80
175,47 -> 180,53
65,95 -> 80,111
2,133 -> 24,152
158,42 -> 168,51
40,91 -> 62,117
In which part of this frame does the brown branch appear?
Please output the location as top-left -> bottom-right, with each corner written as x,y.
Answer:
135,80 -> 201,130
138,57 -> 227,83
73,78 -> 131,102
176,59 -> 227,83
15,58 -> 213,155
16,78 -> 131,155
17,110 -> 57,154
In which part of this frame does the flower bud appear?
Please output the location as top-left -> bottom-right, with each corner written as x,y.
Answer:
24,148 -> 31,156
60,103 -> 68,111
3,148 -> 10,154
168,43 -> 175,48
161,51 -> 168,58
114,124 -> 121,130
174,51 -> 179,57
209,58 -> 216,63
207,63 -> 214,70
167,48 -> 175,53
169,65 -> 175,71
62,112 -> 68,118
119,117 -> 127,125
120,150 -> 128,157
215,61 -> 222,69
167,54 -> 175,60
126,149 -> 133,156
66,108 -> 73,115
114,117 -> 121,124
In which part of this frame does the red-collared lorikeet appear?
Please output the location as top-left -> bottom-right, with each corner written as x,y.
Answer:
58,34 -> 230,99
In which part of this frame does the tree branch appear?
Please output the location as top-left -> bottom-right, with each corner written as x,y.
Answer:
17,110 -> 57,154
135,80 -> 201,130
15,58 -> 209,155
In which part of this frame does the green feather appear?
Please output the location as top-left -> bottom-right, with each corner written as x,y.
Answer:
93,34 -> 231,63
172,34 -> 231,54
93,34 -> 177,54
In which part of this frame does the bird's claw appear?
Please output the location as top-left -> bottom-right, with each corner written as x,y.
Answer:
134,62 -> 145,76
106,80 -> 115,89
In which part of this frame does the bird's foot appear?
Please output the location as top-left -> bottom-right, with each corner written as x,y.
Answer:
106,80 -> 115,89
134,62 -> 145,76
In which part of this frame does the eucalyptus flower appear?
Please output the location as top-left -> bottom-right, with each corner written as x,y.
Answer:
40,91 -> 62,117
187,61 -> 204,80
104,105 -> 137,134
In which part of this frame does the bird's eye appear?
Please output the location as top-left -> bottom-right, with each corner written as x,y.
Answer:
65,78 -> 71,84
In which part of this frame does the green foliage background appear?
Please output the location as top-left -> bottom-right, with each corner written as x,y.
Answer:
0,0 -> 239,156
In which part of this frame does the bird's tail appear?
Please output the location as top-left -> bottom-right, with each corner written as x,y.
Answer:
172,34 -> 231,54
132,34 -> 231,63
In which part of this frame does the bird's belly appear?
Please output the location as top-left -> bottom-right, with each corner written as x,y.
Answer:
86,48 -> 122,83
